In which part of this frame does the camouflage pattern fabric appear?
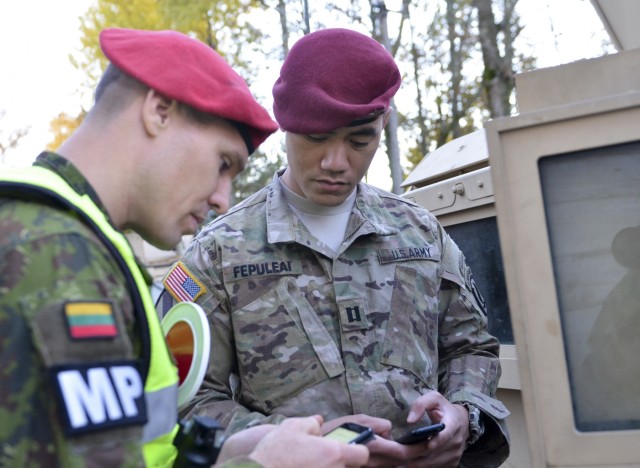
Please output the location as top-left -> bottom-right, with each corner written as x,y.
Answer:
159,172 -> 511,466
0,152 -> 146,467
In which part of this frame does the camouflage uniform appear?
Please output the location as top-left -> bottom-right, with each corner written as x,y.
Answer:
0,152 -> 147,467
160,172 -> 511,466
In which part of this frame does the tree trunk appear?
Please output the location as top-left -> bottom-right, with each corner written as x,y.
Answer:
446,0 -> 463,140
276,0 -> 289,56
474,0 -> 517,117
410,31 -> 429,158
372,0 -> 403,194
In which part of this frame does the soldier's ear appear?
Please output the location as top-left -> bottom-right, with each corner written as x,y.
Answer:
142,89 -> 177,137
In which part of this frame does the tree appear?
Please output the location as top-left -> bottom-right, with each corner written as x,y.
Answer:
398,0 -> 526,172
292,0 -> 524,179
406,14 -> 431,161
474,0 -> 520,118
46,111 -> 87,152
72,0 -> 172,94
201,146 -> 285,227
54,0 -> 175,162
157,0 -> 273,86
411,0 -> 483,150
52,0 -> 535,193
0,110 -> 29,163
50,0 -> 282,205
371,1 -> 405,194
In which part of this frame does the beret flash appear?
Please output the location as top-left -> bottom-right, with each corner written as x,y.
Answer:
272,28 -> 401,134
99,28 -> 278,153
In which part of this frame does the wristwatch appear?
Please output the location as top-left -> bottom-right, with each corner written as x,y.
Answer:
173,415 -> 226,467
460,402 -> 485,447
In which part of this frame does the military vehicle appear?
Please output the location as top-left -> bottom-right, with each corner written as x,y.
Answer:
402,1 -> 640,465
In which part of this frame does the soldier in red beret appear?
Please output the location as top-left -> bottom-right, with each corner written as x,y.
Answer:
160,28 -> 510,468
0,28 -> 369,468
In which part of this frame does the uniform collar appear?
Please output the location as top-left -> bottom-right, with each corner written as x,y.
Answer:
266,169 -> 397,247
33,151 -> 152,284
34,152 -> 110,221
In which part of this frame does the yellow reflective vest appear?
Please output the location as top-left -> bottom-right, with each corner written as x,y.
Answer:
1,166 -> 179,467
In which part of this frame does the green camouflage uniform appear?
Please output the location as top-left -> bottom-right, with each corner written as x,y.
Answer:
160,172 -> 511,467
0,152 -> 146,467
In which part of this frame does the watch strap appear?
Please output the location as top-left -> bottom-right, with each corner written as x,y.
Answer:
460,402 -> 485,447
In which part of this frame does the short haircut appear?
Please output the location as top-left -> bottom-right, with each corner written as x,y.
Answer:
93,64 -> 148,116
93,64 -> 252,151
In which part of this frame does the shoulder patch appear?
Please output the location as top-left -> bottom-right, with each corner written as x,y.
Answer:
465,265 -> 488,316
441,237 -> 465,284
52,361 -> 147,436
163,261 -> 206,303
377,245 -> 440,264
65,301 -> 118,340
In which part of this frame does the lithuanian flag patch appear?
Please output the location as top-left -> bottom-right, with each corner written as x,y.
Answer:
64,301 -> 118,340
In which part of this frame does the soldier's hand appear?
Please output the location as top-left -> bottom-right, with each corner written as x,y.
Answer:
322,414 -> 430,467
322,414 -> 393,439
350,390 -> 468,468
247,415 -> 369,468
216,424 -> 278,462
401,390 -> 469,467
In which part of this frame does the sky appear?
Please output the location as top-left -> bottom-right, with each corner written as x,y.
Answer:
0,0 -> 95,166
0,0 -> 614,187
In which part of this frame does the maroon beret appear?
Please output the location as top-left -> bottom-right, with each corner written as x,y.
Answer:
272,28 -> 401,134
99,28 -> 278,153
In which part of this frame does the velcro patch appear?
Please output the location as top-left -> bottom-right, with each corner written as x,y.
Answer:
339,298 -> 369,331
378,245 -> 440,265
223,260 -> 302,282
64,301 -> 118,340
52,361 -> 147,436
164,261 -> 206,303
465,265 -> 487,316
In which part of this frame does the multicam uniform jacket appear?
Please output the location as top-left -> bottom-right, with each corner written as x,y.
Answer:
1,153 -> 155,467
160,172 -> 511,467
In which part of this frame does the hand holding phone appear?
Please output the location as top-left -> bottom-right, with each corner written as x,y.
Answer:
324,422 -> 374,445
395,422 -> 445,445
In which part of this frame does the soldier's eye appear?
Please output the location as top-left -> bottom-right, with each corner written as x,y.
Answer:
307,134 -> 330,142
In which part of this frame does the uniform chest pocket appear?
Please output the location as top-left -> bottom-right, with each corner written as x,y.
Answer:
231,278 -> 344,412
380,264 -> 440,389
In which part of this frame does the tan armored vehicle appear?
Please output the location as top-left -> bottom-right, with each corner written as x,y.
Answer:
403,1 -> 640,465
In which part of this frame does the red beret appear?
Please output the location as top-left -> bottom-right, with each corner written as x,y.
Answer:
99,28 -> 278,153
272,28 -> 401,134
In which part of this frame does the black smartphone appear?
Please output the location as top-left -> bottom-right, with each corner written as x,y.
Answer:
395,422 -> 445,445
324,422 -> 375,445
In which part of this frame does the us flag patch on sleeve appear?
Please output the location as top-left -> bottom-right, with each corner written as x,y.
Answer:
163,261 -> 206,303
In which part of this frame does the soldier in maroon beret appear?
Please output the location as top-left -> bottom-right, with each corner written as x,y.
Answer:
0,28 -> 369,467
159,27 -> 510,468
